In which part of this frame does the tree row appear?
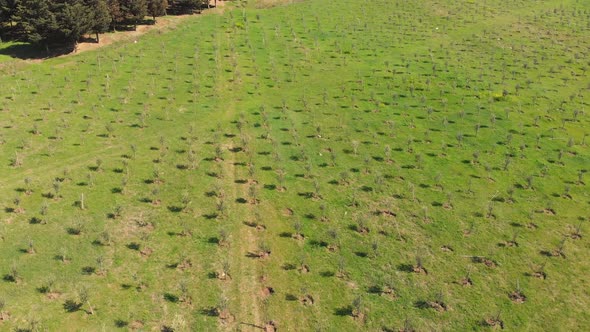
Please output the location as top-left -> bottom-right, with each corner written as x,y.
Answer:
0,0 -> 209,49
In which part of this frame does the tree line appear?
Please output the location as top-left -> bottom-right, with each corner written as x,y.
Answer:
0,0 -> 209,50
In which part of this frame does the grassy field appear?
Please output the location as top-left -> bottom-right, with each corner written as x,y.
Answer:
0,0 -> 589,330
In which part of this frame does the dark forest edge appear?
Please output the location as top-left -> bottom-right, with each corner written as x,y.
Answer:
0,0 -> 216,58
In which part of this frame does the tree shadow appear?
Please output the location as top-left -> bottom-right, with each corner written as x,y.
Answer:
397,263 -> 414,272
334,306 -> 352,316
0,42 -> 74,60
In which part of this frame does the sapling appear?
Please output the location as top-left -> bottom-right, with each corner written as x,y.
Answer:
181,191 -> 191,211
384,145 -> 392,163
422,206 -> 429,222
507,232 -> 519,247
434,173 -> 443,190
214,145 -> 224,161
339,171 -> 350,185
351,296 -> 363,318
6,264 -> 19,282
313,179 -> 321,199
540,164 -> 549,177
530,263 -> 547,279
363,155 -> 371,173
371,239 -> 379,257
11,151 -> 23,167
507,186 -> 515,203
471,151 -> 480,165
356,216 -> 369,234
151,188 -> 160,205
509,279 -> 526,303
519,144 -> 526,158
276,169 -> 286,191
130,144 -> 137,159
304,161 -> 313,178
96,256 -> 105,275
374,173 -> 384,193
216,197 -> 226,217
187,150 -> 199,170
293,220 -> 303,240
27,239 -> 35,254
440,141 -> 448,156
406,138 -> 413,153
525,175 -> 534,190
121,176 -> 129,195
326,228 -> 339,250
571,222 -> 582,240
351,140 -> 360,155
178,281 -> 191,303
444,192 -> 453,209
506,133 -> 513,146
31,123 -> 41,135
503,157 -> 511,171
248,163 -> 256,179
98,231 -> 112,246
86,173 -> 94,187
24,177 -> 33,195
562,185 -> 572,199
336,255 -> 346,278
552,238 -> 567,258
486,201 -> 495,218
415,154 -> 422,169
152,168 -> 162,184
105,123 -> 115,138
484,312 -> 504,328
400,318 -> 415,332
248,184 -> 257,204
79,286 -> 94,314
13,197 -> 23,213
456,132 -> 464,147
59,247 -> 68,263
413,255 -> 427,274
111,205 -> 123,219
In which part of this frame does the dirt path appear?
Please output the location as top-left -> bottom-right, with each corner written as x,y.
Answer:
213,22 -> 263,329
221,144 -> 263,330
0,143 -> 124,189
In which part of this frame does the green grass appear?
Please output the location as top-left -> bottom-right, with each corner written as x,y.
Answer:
0,0 -> 589,330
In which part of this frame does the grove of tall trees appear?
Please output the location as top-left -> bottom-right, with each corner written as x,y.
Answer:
0,0 -> 206,49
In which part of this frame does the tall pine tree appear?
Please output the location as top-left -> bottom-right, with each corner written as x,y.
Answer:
1,0 -> 20,28
147,0 -> 167,22
120,0 -> 147,30
16,0 -> 59,50
56,0 -> 94,48
86,0 -> 111,42
107,0 -> 123,30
